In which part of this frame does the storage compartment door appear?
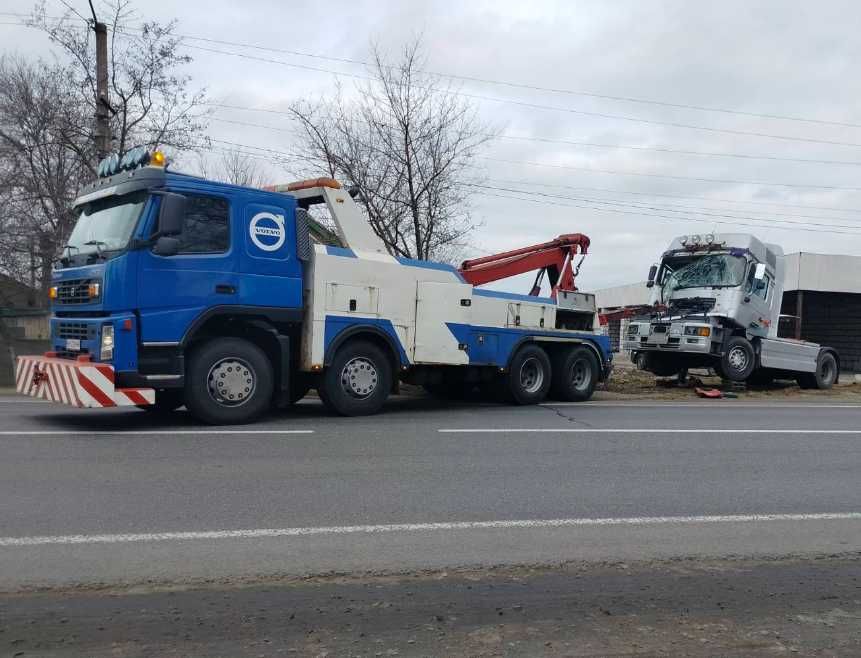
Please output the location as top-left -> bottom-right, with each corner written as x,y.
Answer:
413,281 -> 472,364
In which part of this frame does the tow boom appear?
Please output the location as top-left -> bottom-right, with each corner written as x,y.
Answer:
459,233 -> 590,299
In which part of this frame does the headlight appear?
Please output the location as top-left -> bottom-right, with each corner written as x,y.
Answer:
684,326 -> 711,337
100,324 -> 115,360
627,324 -> 639,336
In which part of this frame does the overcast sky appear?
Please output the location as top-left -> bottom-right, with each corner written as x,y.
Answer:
3,0 -> 861,291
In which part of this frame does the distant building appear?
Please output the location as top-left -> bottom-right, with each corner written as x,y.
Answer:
593,252 -> 861,372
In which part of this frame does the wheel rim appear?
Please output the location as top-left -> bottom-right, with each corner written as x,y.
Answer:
571,358 -> 592,391
340,357 -> 379,399
727,346 -> 749,372
519,357 -> 545,394
207,358 -> 256,407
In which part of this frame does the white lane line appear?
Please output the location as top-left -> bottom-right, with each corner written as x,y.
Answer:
2,512 -> 860,547
543,402 -> 861,409
439,428 -> 861,434
0,430 -> 314,436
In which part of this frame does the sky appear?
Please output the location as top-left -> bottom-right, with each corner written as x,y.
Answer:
3,0 -> 861,292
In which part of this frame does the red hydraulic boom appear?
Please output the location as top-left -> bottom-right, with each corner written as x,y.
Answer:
458,233 -> 590,299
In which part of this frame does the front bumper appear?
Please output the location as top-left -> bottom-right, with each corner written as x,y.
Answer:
15,353 -> 154,408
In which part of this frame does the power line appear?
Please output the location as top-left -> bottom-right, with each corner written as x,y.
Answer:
468,183 -> 861,230
494,134 -> 861,167
182,43 -> 861,150
472,189 -> 861,236
484,178 -> 861,223
138,26 -> 861,130
482,179 -> 861,215
209,107 -> 861,168
479,156 -> 861,192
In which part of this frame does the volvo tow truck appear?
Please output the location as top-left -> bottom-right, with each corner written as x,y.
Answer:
624,233 -> 839,388
16,148 -> 611,424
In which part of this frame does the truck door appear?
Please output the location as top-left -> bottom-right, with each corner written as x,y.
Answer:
137,192 -> 238,342
413,281 -> 472,364
743,263 -> 774,337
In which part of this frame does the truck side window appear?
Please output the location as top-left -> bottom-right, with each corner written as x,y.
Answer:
746,265 -> 770,300
176,195 -> 230,254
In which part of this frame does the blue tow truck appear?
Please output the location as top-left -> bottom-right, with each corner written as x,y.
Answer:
16,148 -> 612,424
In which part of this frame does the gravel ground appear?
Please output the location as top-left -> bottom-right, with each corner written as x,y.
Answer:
3,557 -> 859,657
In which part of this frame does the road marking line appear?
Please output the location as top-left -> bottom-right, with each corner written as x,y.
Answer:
439,428 -> 861,434
0,430 -> 315,436
2,512 -> 859,547
543,402 -> 861,409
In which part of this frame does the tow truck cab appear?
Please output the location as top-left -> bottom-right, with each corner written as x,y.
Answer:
50,161 -> 306,395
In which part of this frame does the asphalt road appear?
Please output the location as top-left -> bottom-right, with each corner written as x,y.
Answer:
1,394 -> 860,590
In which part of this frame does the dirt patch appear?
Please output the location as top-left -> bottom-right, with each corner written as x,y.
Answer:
599,358 -> 861,401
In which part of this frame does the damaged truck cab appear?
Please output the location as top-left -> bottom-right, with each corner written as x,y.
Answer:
625,233 -> 839,388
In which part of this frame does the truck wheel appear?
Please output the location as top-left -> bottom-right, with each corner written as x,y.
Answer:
550,346 -> 599,402
798,351 -> 838,390
720,337 -> 755,382
505,344 -> 552,405
137,388 -> 184,413
319,340 -> 392,416
185,338 -> 273,425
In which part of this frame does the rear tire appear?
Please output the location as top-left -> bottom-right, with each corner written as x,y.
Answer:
184,338 -> 273,425
319,340 -> 392,416
550,346 -> 599,402
505,344 -> 552,405
798,351 -> 838,390
720,336 -> 755,382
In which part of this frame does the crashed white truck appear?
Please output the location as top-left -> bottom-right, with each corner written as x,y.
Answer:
624,233 -> 839,389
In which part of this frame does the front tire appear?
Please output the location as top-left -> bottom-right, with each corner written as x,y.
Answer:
505,344 -> 552,405
720,337 -> 756,382
184,338 -> 273,425
319,340 -> 392,416
550,346 -> 599,402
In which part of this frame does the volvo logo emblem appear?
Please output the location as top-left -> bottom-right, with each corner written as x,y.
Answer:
249,212 -> 286,252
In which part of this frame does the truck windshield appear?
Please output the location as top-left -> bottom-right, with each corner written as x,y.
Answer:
661,254 -> 747,298
64,192 -> 148,264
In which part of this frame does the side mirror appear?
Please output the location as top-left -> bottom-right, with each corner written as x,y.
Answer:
646,264 -> 658,288
753,262 -> 766,281
157,192 -> 186,237
153,236 -> 180,257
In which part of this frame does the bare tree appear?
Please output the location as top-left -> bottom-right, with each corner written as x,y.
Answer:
28,0 -> 208,170
196,149 -> 269,188
0,56 -> 91,297
289,39 -> 493,261
0,1 -> 209,294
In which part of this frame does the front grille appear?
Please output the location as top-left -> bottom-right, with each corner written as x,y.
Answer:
56,322 -> 94,341
652,325 -> 668,334
56,279 -> 97,304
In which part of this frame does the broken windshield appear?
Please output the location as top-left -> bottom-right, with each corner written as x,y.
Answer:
661,254 -> 747,299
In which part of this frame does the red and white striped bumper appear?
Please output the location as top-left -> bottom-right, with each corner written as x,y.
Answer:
15,354 -> 155,408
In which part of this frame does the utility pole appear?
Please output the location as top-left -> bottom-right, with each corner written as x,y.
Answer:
89,1 -> 111,159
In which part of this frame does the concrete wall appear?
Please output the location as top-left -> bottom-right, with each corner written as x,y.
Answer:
782,291 -> 861,373
784,253 -> 861,295
594,282 -> 649,311
0,316 -> 51,387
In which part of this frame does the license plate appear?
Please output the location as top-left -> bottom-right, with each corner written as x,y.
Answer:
65,338 -> 81,351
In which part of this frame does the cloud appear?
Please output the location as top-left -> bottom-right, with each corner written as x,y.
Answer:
2,0 -> 860,289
